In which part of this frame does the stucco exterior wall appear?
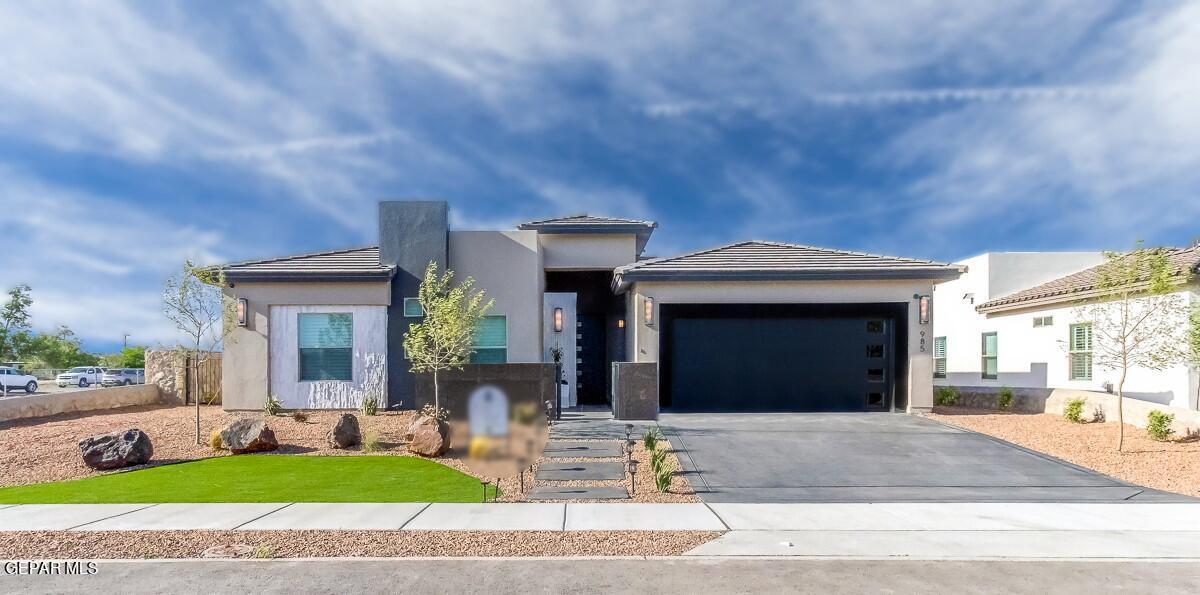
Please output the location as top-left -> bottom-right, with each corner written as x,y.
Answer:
625,279 -> 937,411
222,282 -> 390,410
268,305 -> 387,410
0,384 -> 160,422
449,231 -> 544,363
539,234 -> 637,270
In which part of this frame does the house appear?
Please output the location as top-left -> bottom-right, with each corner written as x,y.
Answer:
218,200 -> 963,413
933,248 -> 1200,410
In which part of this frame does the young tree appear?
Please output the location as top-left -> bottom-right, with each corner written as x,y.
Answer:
163,260 -> 234,444
0,285 -> 33,361
402,261 -> 493,415
1188,305 -> 1200,410
1074,244 -> 1191,451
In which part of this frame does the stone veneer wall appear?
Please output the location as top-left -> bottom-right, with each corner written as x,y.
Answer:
0,384 -> 161,422
145,349 -> 184,405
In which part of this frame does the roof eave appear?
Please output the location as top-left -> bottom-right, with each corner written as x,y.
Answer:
976,276 -> 1193,315
613,267 -> 964,293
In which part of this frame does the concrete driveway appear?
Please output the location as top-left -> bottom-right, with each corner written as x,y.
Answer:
659,413 -> 1187,503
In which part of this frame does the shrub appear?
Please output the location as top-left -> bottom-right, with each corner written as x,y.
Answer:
291,410 -> 309,423
1091,405 -> 1106,424
252,545 -> 274,559
1063,397 -> 1087,423
1147,410 -> 1175,441
997,387 -> 1013,411
360,393 -> 379,417
264,395 -> 282,417
643,427 -> 661,451
419,403 -> 447,421
654,464 -> 673,493
649,447 -> 668,475
208,429 -> 224,451
935,386 -> 958,407
361,430 -> 382,453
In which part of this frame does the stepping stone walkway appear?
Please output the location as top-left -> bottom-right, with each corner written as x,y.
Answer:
529,440 -> 630,501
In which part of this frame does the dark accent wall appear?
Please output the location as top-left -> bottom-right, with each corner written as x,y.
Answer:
378,201 -> 448,409
613,362 -> 658,420
413,364 -> 558,419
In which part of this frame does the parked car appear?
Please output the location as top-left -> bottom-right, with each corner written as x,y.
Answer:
56,366 -> 106,388
0,366 -> 38,394
101,368 -> 145,387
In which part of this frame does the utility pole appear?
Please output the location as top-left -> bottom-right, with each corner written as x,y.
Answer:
123,333 -> 131,350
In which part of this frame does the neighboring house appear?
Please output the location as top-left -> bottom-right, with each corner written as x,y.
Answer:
218,200 -> 962,413
933,248 -> 1200,410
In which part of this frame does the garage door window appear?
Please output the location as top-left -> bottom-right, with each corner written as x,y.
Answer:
981,332 -> 998,380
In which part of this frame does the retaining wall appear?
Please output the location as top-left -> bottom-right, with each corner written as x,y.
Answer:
946,385 -> 1200,435
0,384 -> 162,422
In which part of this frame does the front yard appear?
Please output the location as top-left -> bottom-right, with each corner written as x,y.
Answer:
0,456 -> 496,504
929,407 -> 1200,498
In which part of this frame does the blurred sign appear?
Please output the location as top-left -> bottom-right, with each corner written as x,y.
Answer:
468,385 -> 508,437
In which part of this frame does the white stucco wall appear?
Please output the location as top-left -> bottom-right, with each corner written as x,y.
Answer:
933,253 -> 1198,410
625,279 -> 938,411
449,230 -> 544,363
268,305 -> 387,409
539,234 -> 637,270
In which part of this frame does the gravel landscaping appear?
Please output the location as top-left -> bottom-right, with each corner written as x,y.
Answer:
0,530 -> 720,559
928,407 -> 1200,498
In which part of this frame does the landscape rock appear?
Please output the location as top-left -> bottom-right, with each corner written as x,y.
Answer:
219,419 -> 278,454
326,413 -> 361,449
78,429 -> 154,470
407,415 -> 449,457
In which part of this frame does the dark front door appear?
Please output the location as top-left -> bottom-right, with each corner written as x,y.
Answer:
662,305 -> 897,412
576,314 -> 607,405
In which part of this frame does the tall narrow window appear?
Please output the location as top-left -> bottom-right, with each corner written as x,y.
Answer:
933,336 -> 947,379
1069,323 -> 1093,380
470,315 -> 507,364
981,332 -> 998,380
298,313 -> 353,381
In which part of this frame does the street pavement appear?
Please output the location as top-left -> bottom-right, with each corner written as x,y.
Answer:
6,558 -> 1200,594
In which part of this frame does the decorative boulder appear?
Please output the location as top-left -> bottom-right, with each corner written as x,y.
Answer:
327,413 -> 361,449
220,419 -> 279,454
79,429 -> 153,470
407,415 -> 449,457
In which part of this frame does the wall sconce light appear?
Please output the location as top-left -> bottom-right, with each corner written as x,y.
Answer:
617,319 -> 625,329
644,297 -> 654,326
553,307 -> 563,332
236,297 -> 248,327
918,294 -> 931,325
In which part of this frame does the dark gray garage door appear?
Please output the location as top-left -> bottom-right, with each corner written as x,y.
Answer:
661,304 -> 900,412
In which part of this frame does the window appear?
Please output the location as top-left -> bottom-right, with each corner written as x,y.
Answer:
981,332 -> 998,380
867,320 -> 884,333
470,315 -> 507,364
403,298 -> 423,317
298,313 -> 353,381
1069,323 -> 1093,381
1033,316 -> 1054,327
933,336 -> 947,378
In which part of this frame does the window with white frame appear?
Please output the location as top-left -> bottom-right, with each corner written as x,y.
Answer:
298,313 -> 353,381
981,332 -> 998,380
1032,316 -> 1054,327
933,336 -> 947,378
470,316 -> 507,364
1069,323 -> 1093,381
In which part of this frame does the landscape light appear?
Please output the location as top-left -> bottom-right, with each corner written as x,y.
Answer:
236,298 -> 248,327
554,307 -> 563,332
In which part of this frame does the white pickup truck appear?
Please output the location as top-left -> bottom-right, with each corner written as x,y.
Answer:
56,366 -> 106,388
0,366 -> 38,394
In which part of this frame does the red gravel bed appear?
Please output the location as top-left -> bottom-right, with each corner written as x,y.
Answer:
0,530 -> 721,559
928,407 -> 1200,498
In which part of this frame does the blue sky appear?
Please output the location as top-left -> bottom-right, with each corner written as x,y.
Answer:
2,1 -> 1198,352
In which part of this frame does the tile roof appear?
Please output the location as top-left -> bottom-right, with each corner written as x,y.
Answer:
517,214 -> 658,230
613,240 -> 963,290
219,246 -> 395,281
977,245 -> 1200,313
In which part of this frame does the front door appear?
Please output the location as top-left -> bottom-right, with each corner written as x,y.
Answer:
575,314 -> 607,405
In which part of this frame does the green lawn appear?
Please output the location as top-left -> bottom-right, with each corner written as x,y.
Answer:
0,456 -> 499,504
